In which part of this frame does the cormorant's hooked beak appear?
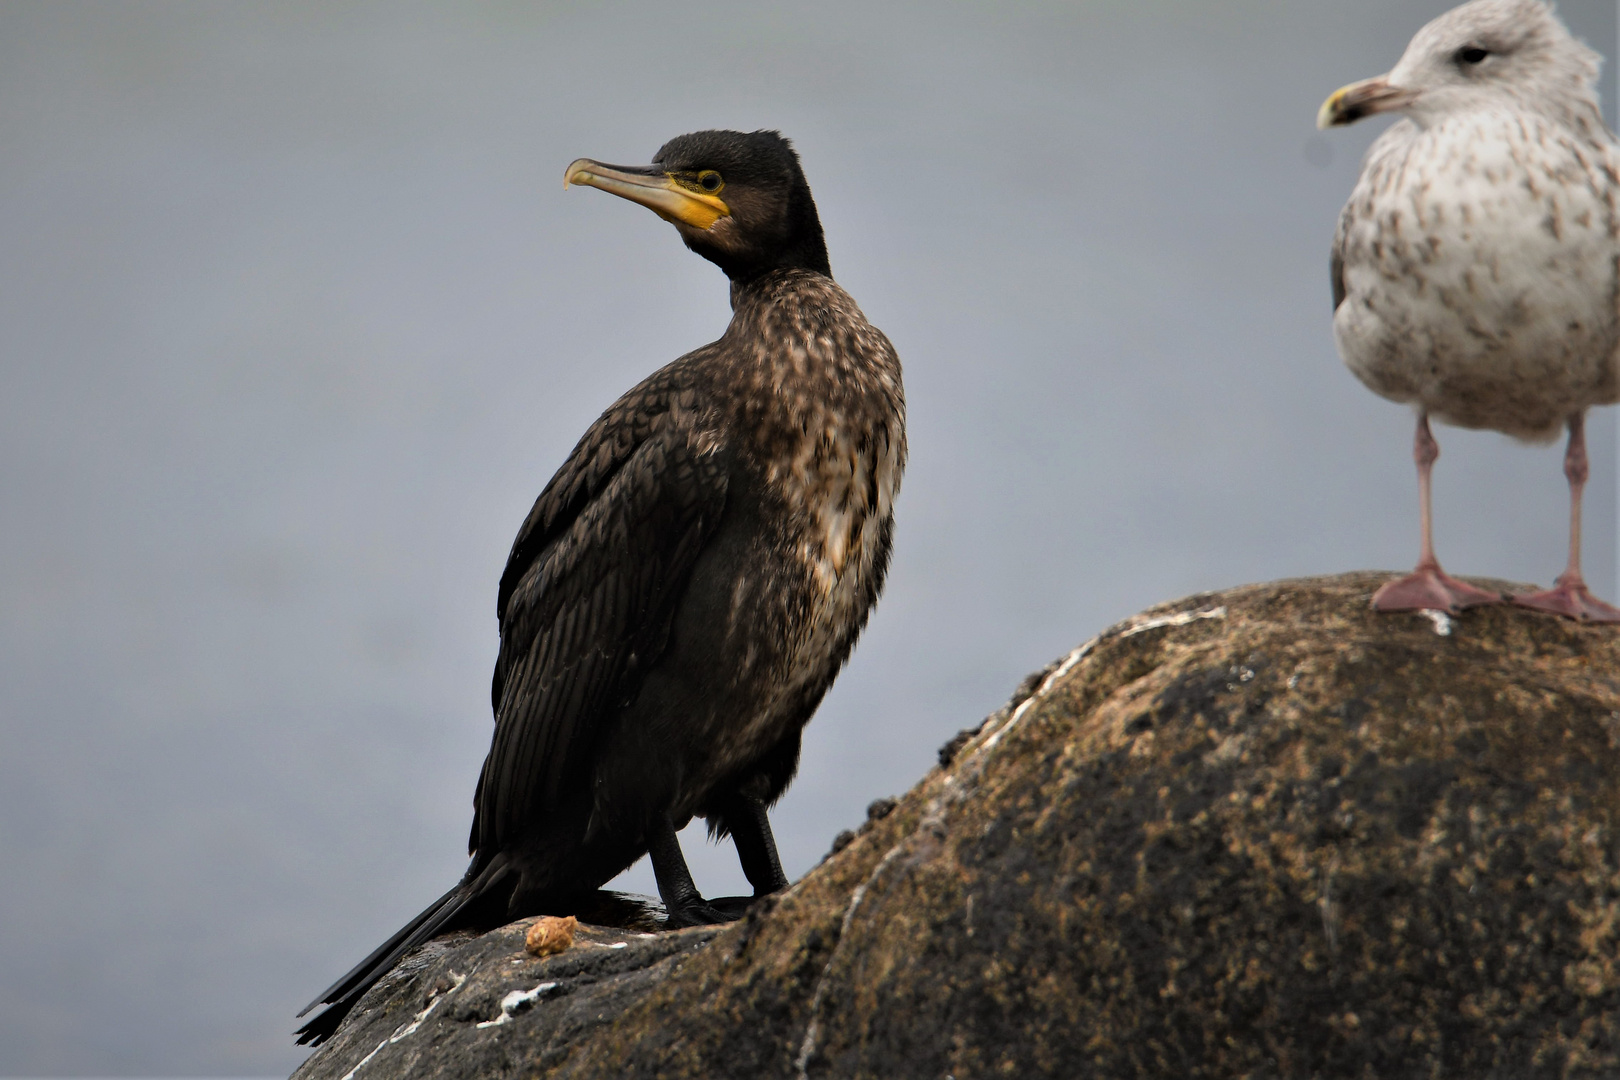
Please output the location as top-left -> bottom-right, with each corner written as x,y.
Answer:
1317,77 -> 1419,128
564,159 -> 731,230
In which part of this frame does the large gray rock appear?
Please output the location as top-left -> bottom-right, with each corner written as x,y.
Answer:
293,573 -> 1620,1079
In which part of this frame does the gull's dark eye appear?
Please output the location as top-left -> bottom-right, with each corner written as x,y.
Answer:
698,170 -> 723,193
1456,46 -> 1489,65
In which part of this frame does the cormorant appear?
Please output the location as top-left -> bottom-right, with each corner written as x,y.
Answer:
295,129 -> 906,1045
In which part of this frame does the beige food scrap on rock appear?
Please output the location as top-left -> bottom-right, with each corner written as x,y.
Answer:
525,915 -> 577,958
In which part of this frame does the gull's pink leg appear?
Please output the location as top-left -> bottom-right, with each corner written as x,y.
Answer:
1512,412 -> 1620,622
1373,412 -> 1503,613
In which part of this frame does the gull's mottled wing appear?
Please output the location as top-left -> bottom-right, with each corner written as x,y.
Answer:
1331,119 -> 1420,316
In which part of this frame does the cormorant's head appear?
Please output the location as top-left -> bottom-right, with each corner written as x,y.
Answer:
564,129 -> 831,283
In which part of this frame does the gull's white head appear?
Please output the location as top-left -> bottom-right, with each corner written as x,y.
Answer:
1318,0 -> 1601,130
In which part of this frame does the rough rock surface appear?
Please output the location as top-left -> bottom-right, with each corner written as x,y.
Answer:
293,573 -> 1620,1079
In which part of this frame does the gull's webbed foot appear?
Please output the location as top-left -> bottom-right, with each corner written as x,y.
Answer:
1512,574 -> 1620,623
1372,564 -> 1502,614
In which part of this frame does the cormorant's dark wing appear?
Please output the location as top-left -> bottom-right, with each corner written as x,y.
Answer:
474,388 -> 728,853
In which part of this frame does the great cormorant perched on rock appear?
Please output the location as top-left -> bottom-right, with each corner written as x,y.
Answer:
295,129 -> 905,1046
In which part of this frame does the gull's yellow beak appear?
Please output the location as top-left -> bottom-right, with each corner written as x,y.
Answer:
564,158 -> 731,231
1317,77 -> 1419,129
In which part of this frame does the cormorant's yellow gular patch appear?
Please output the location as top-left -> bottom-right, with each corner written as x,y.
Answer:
565,158 -> 731,230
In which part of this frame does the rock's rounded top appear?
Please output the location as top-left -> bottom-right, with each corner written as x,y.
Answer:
296,573 -> 1620,1080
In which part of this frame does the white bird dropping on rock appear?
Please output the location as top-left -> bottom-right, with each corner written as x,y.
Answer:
1320,0 -> 1620,621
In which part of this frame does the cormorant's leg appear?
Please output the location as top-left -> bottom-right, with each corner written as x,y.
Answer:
646,812 -> 731,928
1513,412 -> 1620,622
725,793 -> 789,897
1373,412 -> 1503,613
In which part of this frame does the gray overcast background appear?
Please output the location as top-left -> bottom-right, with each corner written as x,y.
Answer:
2,2 -> 1616,1074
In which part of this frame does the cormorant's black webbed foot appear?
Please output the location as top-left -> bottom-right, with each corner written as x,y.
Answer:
706,894 -> 766,920
664,897 -> 735,928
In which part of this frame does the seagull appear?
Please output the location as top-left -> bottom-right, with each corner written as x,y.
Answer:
1319,0 -> 1620,621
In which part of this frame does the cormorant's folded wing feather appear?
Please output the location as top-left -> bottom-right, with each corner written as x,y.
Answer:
475,410 -> 728,853
496,390 -> 670,629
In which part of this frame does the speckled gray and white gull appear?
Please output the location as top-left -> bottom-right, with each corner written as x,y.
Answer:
1321,0 -> 1620,621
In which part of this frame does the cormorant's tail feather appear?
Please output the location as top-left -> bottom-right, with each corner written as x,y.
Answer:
291,1000 -> 349,1048
296,881 -> 463,1018
294,857 -> 515,1047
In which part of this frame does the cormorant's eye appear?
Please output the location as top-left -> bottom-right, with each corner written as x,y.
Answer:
1455,46 -> 1489,65
698,170 -> 723,193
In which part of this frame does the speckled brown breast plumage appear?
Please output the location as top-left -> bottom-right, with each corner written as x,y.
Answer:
700,270 -> 905,766
297,129 -> 904,1046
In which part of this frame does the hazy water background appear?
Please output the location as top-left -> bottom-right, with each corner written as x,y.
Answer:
2,1 -> 1615,1073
